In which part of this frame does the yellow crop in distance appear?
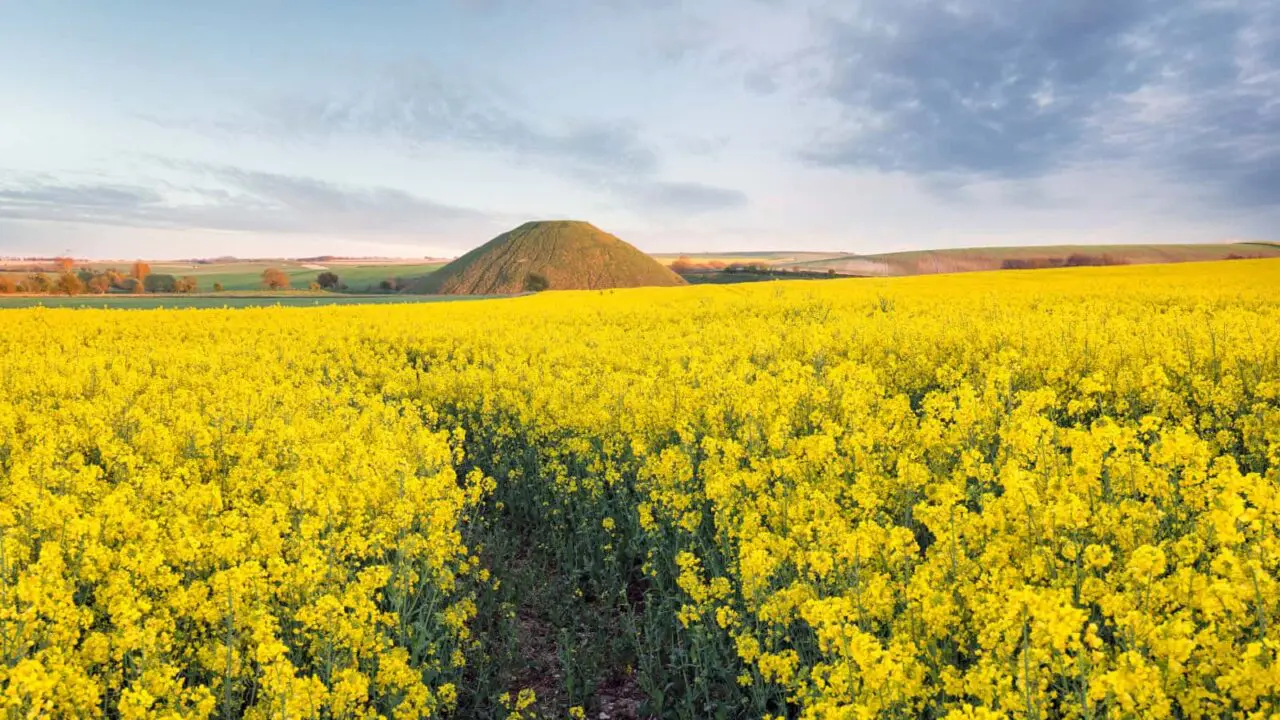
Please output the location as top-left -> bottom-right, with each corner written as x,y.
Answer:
1,258 -> 1278,719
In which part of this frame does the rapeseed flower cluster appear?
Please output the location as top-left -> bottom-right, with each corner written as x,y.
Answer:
406,260 -> 1279,718
2,259 -> 1278,718
0,311 -> 483,717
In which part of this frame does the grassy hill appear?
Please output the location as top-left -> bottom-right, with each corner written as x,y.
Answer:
775,242 -> 1280,277
412,220 -> 686,294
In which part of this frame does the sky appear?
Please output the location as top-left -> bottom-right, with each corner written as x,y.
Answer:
1,0 -> 1277,259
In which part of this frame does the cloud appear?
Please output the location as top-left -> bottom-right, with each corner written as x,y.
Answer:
743,68 -> 779,95
148,63 -> 747,216
803,0 -> 1280,208
0,166 -> 501,237
153,66 -> 660,180
187,163 -> 491,231
0,179 -> 172,227
0,182 -> 165,214
622,180 -> 749,215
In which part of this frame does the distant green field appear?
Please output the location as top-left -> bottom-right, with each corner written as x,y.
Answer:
652,251 -> 845,267
0,260 -> 445,292
147,261 -> 445,291
0,293 -> 491,310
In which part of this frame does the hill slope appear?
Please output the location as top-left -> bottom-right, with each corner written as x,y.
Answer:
413,221 -> 686,294
777,242 -> 1280,277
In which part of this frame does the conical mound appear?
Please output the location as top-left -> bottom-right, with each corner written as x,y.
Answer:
415,220 -> 687,294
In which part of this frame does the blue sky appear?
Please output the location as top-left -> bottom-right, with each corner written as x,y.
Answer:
1,0 -> 1277,259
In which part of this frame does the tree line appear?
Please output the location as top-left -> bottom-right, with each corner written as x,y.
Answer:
0,260 -> 190,296
0,258 -> 346,295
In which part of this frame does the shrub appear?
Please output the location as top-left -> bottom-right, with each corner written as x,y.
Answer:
523,273 -> 550,292
144,274 -> 177,293
56,272 -> 85,295
174,276 -> 199,293
1065,253 -> 1128,267
23,273 -> 51,293
87,274 -> 112,294
1002,258 -> 1061,270
212,282 -> 224,292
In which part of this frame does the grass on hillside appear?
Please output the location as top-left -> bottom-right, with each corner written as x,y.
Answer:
416,220 -> 684,294
777,242 -> 1280,276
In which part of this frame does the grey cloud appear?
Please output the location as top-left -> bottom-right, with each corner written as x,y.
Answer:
0,183 -> 164,210
191,164 -> 489,229
743,68 -> 779,95
200,65 -> 660,178
805,0 -> 1280,208
806,0 -> 1156,177
0,180 -> 173,227
0,167 -> 499,236
560,165 -> 747,217
150,64 -> 746,216
625,180 -> 749,215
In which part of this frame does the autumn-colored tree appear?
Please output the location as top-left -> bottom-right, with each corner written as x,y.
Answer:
0,275 -> 16,294
87,274 -> 112,294
262,268 -> 290,290
54,256 -> 75,273
174,276 -> 198,293
131,261 -> 151,282
24,273 -> 51,293
105,269 -> 125,288
123,277 -> 144,294
669,256 -> 695,274
56,272 -> 84,295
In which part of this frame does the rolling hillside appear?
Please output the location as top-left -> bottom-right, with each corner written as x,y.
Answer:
775,242 -> 1280,277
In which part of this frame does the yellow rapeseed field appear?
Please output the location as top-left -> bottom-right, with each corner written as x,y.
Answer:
2,259 -> 1278,719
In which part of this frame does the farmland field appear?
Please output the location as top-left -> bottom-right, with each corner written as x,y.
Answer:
0,260 -> 446,293
0,293 -> 492,309
1,259 -> 1278,719
652,252 -> 849,267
